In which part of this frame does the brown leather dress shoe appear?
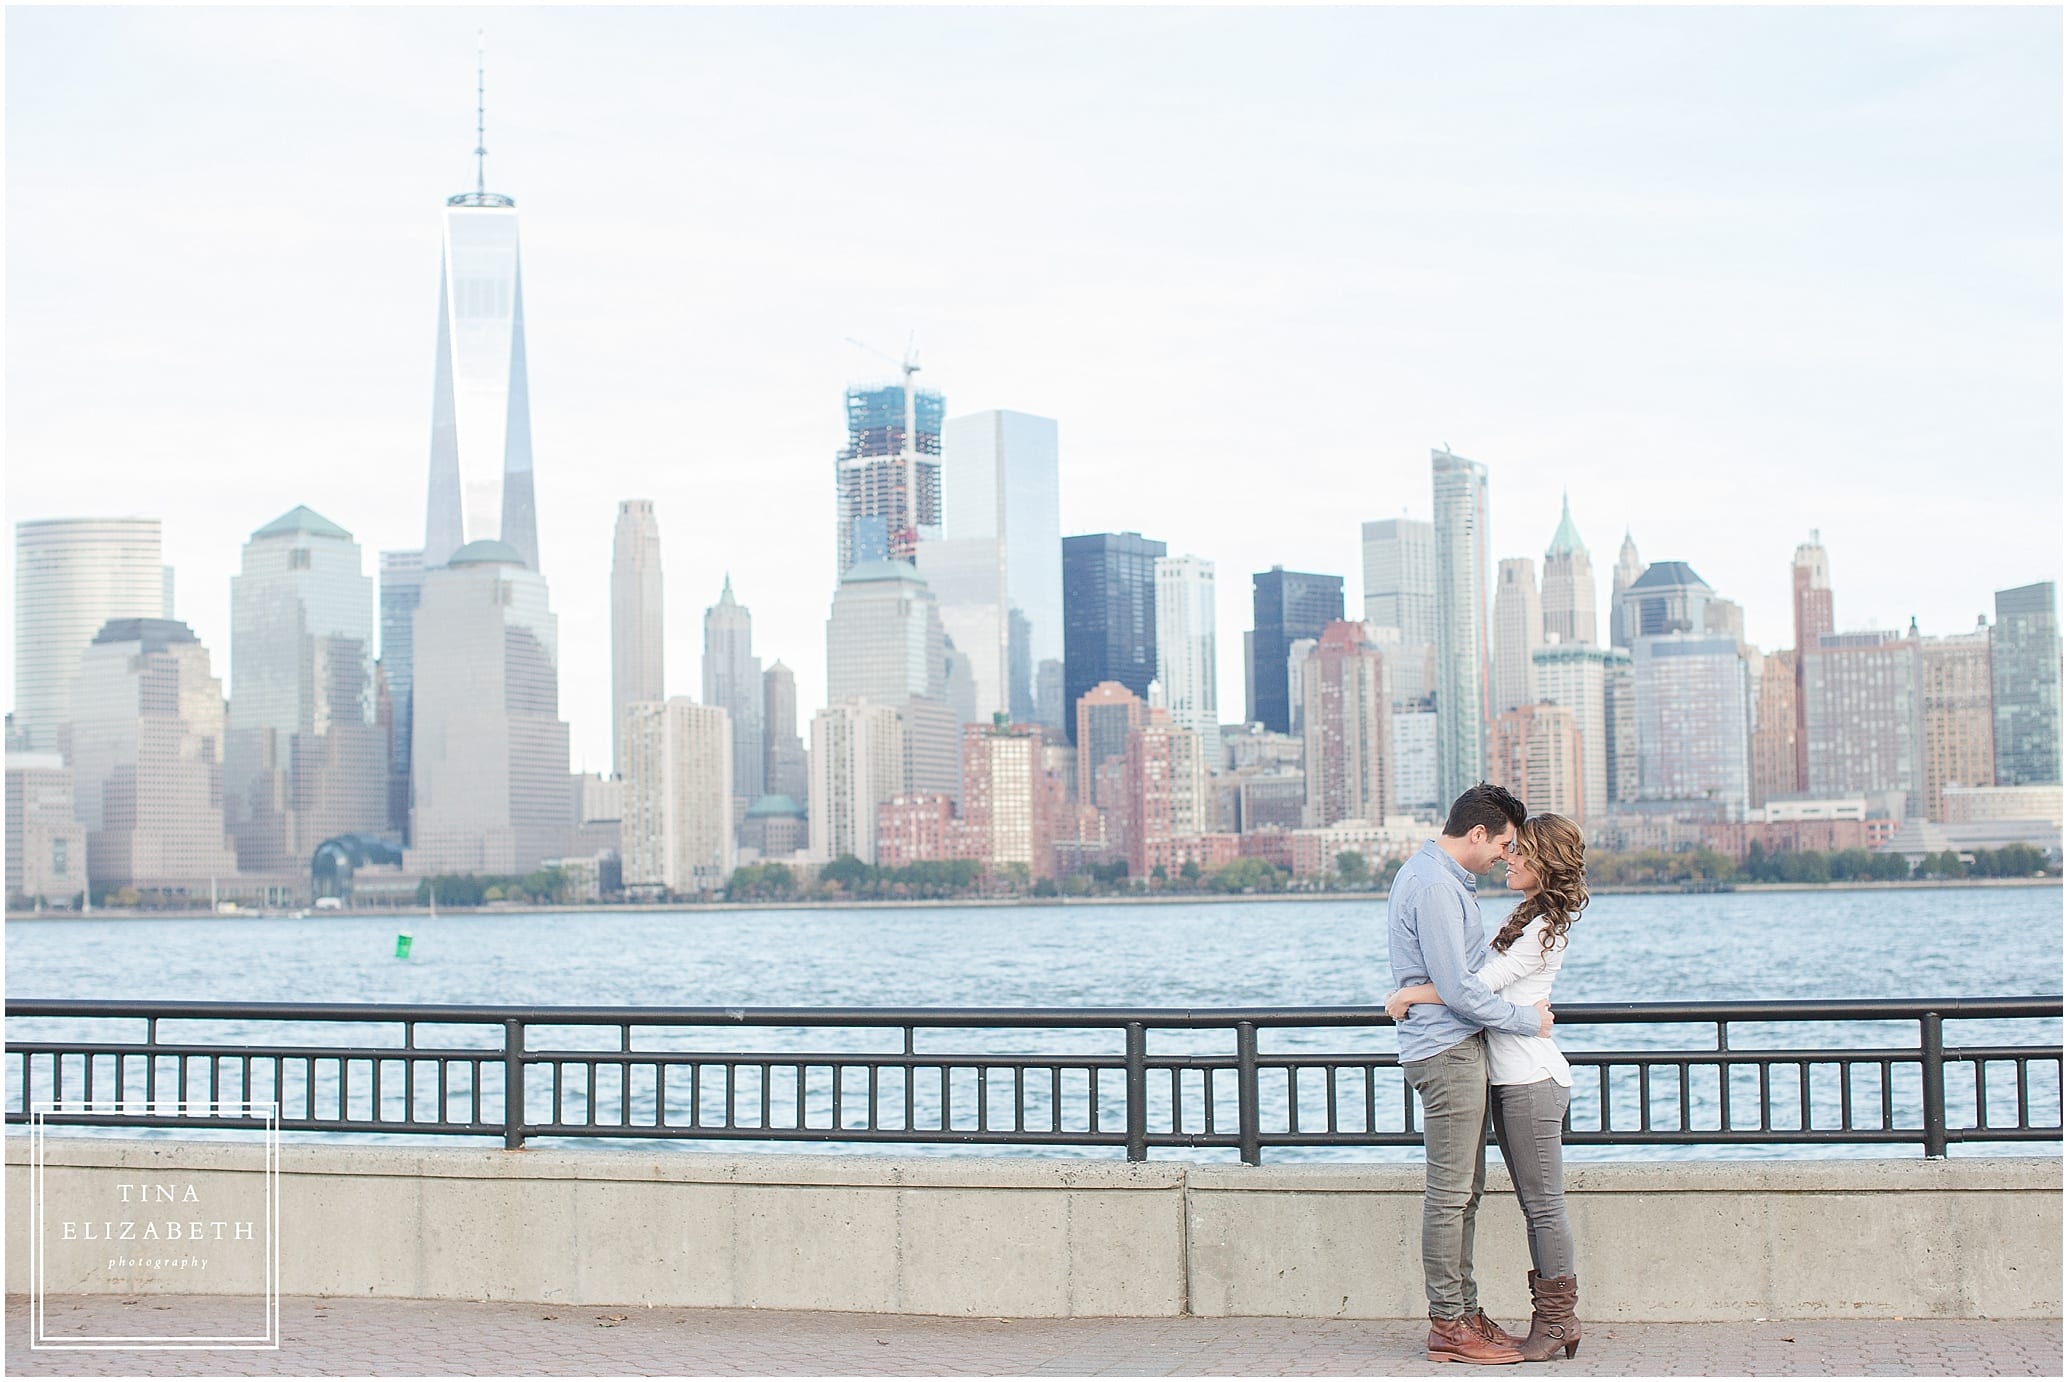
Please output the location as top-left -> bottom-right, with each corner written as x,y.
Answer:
1426,1313 -> 1523,1364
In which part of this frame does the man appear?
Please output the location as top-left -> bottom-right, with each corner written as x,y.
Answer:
1389,782 -> 1553,1366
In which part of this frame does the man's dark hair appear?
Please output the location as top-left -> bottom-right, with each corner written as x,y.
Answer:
1442,782 -> 1526,839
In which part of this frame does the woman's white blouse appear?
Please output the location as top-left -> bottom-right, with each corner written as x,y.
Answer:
1477,916 -> 1573,1088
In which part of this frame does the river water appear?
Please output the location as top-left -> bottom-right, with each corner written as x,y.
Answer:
6,887 -> 2060,1163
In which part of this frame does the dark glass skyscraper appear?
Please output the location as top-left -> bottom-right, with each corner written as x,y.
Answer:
1249,567 -> 1344,735
1992,581 -> 2061,786
1062,532 -> 1165,743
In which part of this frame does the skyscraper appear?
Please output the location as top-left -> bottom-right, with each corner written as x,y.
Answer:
825,561 -> 958,801
918,409 -> 1064,726
1603,648 -> 1638,806
1490,702 -> 1585,822
1154,555 -> 1220,771
1531,643 -> 1613,826
1250,567 -> 1345,736
1431,448 -> 1492,804
13,517 -> 168,755
703,577 -> 764,805
5,753 -> 88,907
1361,518 -> 1438,644
1791,531 -> 1835,791
834,378 -> 944,576
1362,517 -> 1437,706
1803,627 -> 1925,817
1921,624 -> 1996,822
225,507 -> 388,876
1630,634 -> 1752,813
1617,561 -> 1717,642
1076,681 -> 1146,819
1300,620 -> 1392,829
1540,495 -> 1597,647
610,500 -> 664,778
809,699 -> 905,864
763,661 -> 810,805
407,540 -> 571,876
421,55 -> 539,572
378,549 -> 425,841
1992,582 -> 2061,786
71,619 -> 240,899
827,562 -> 947,707
1607,532 -> 1643,649
961,719 -> 1054,880
1124,714 -> 1209,877
620,698 -> 734,897
1490,557 -> 1543,716
1062,532 -> 1165,736
1748,650 -> 1798,811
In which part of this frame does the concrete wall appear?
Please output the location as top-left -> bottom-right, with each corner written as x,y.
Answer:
6,1139 -> 2058,1320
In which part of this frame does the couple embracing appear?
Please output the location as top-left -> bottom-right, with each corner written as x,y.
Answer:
1385,782 -> 1588,1365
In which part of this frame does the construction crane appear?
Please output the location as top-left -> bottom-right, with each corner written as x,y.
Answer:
844,335 -> 922,457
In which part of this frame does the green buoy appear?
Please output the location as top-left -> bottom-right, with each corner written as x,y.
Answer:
394,931 -> 413,959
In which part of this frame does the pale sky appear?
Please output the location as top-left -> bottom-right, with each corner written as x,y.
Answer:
7,5 -> 2061,773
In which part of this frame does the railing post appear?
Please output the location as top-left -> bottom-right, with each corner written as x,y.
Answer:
1124,1022 -> 1148,1162
1920,1010 -> 1947,1158
1236,1021 -> 1261,1166
504,1018 -> 527,1151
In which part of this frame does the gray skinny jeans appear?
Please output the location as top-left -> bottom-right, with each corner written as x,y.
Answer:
1489,1077 -> 1576,1279
1402,1033 -> 1489,1318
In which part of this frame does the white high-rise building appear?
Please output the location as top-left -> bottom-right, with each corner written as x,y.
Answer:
71,619 -> 240,898
225,507 -> 387,874
620,698 -> 734,897
917,410 -> 1064,726
422,57 -> 538,572
1362,516 -> 1437,706
1432,449 -> 1492,804
610,501 -> 664,779
809,700 -> 905,864
703,577 -> 763,803
1531,643 -> 1611,825
1154,555 -> 1220,770
407,541 -> 570,876
1361,517 -> 1437,644
827,562 -> 947,706
6,752 -> 88,906
1491,557 -> 1543,716
1391,707 -> 1441,816
13,517 -> 168,755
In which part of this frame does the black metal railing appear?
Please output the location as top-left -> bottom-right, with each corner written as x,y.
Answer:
5,997 -> 2059,1163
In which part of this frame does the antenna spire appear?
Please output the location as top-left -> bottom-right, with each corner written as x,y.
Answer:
474,31 -> 487,197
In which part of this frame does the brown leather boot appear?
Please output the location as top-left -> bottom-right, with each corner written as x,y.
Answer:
1464,1308 -> 1521,1350
1426,1313 -> 1523,1364
1516,1270 -> 1583,1361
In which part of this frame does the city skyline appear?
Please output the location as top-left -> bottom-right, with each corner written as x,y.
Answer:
5,7 -> 2060,774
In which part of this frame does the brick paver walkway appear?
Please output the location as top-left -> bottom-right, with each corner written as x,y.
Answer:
6,1295 -> 2059,1376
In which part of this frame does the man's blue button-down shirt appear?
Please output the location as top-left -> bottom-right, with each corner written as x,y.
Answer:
1387,840 -> 1543,1063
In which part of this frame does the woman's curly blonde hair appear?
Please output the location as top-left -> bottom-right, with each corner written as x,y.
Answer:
1492,812 -> 1589,955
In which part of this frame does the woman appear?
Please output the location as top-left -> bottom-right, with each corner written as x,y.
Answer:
1386,812 -> 1587,1361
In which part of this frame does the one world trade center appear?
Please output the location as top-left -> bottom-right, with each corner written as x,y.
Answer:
421,50 -> 538,573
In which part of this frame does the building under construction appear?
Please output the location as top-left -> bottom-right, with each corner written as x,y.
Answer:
835,382 -> 945,576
